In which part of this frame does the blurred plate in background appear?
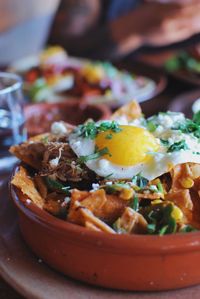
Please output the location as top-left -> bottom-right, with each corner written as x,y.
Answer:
8,47 -> 167,109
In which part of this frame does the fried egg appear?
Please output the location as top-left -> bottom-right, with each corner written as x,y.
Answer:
68,112 -> 200,180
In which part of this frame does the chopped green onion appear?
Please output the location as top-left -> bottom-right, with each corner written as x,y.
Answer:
147,121 -> 157,132
130,195 -> 139,211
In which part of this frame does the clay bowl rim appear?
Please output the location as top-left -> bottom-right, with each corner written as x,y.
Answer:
10,165 -> 200,256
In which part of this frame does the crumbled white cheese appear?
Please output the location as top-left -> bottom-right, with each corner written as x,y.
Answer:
26,199 -> 31,205
49,157 -> 60,168
105,181 -> 113,185
192,98 -> 200,113
92,183 -> 100,191
51,122 -> 68,135
49,147 -> 63,168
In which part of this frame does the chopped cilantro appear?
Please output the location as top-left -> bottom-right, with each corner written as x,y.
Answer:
78,147 -> 111,164
167,140 -> 189,152
193,151 -> 200,155
160,139 -> 169,146
76,121 -> 122,139
172,119 -> 200,139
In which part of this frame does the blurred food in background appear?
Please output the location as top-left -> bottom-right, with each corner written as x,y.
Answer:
9,46 -> 157,107
165,44 -> 200,74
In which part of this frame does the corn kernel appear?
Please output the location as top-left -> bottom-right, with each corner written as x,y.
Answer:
119,188 -> 134,200
171,205 -> 183,221
179,177 -> 194,189
151,199 -> 163,205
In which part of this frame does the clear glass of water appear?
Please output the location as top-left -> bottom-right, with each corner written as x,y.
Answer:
0,72 -> 27,173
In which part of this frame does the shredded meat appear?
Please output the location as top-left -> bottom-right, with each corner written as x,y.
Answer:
11,135 -> 95,182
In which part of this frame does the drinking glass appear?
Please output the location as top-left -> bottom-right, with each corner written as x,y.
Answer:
0,72 -> 27,174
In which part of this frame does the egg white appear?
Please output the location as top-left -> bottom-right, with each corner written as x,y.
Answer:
69,114 -> 200,181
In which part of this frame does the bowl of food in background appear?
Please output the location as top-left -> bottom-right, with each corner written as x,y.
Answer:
165,44 -> 200,86
8,46 -> 159,108
24,100 -> 111,136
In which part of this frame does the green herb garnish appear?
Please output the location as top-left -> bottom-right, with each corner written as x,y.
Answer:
147,121 -> 157,132
130,195 -> 139,211
77,121 -> 122,139
45,177 -> 70,195
167,140 -> 189,153
146,204 -> 177,235
160,139 -> 169,146
172,119 -> 200,139
193,111 -> 200,125
132,173 -> 149,189
78,147 -> 111,164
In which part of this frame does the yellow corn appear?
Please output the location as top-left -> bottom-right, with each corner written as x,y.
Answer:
171,205 -> 183,221
120,188 -> 134,200
179,177 -> 194,189
151,199 -> 163,205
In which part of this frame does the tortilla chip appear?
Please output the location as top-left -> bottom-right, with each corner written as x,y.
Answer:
10,142 -> 45,169
11,166 -> 44,208
29,133 -> 50,142
69,189 -> 127,223
85,221 -> 101,232
111,100 -> 142,121
80,206 -> 116,233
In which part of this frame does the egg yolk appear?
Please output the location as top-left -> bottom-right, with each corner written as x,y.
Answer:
95,125 -> 159,166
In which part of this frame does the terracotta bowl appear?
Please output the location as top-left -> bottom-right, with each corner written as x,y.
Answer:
24,100 -> 111,136
10,166 -> 200,291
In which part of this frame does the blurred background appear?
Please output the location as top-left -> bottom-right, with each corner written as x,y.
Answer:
1,0 -> 200,115
1,0 -> 200,152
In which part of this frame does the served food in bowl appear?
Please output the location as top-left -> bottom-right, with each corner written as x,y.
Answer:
9,46 -> 156,106
165,45 -> 200,85
10,101 -> 200,235
24,101 -> 111,136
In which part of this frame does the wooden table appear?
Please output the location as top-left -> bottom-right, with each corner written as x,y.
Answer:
0,74 -> 195,299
